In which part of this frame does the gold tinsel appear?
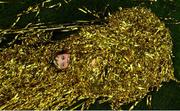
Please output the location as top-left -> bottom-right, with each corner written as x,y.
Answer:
0,7 -> 175,110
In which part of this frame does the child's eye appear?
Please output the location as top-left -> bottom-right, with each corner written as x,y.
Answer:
61,55 -> 65,60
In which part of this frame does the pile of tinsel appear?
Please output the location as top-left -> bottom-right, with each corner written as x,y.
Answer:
0,1 -> 177,110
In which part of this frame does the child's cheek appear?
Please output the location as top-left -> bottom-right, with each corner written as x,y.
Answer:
56,57 -> 62,66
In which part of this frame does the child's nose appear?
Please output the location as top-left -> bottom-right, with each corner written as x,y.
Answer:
61,60 -> 69,69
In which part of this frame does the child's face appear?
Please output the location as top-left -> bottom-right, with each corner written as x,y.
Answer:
55,54 -> 70,69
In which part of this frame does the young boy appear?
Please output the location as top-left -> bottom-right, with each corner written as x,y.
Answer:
53,50 -> 70,70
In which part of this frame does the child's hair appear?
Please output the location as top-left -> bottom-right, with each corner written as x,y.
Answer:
55,49 -> 69,56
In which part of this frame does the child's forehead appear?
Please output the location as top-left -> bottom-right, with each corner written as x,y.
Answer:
56,53 -> 70,57
61,53 -> 70,56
